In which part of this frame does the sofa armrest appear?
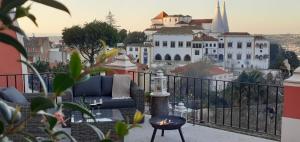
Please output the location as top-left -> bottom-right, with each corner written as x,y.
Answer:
130,82 -> 145,113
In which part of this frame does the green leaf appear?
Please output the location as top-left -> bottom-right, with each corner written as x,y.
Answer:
0,12 -> 13,25
1,0 -> 27,13
53,131 -> 77,142
46,115 -> 57,130
0,33 -> 28,58
27,14 -> 38,27
115,121 -> 128,138
53,74 -> 74,95
0,120 -> 4,134
14,6 -> 30,20
20,60 -> 48,96
85,123 -> 105,140
60,102 -> 95,121
18,132 -> 38,142
69,51 -> 82,80
30,97 -> 55,113
30,0 -> 70,15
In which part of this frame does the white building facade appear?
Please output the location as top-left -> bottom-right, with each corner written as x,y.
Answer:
126,0 -> 270,71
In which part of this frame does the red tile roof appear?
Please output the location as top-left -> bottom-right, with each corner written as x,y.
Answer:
189,19 -> 213,25
171,65 -> 227,75
223,32 -> 250,36
152,11 -> 168,20
193,34 -> 218,41
209,66 -> 227,75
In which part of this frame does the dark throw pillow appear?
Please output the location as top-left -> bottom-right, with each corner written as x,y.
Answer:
0,87 -> 28,105
73,76 -> 102,97
101,76 -> 113,97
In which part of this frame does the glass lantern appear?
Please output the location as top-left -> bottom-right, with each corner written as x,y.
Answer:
153,70 -> 167,93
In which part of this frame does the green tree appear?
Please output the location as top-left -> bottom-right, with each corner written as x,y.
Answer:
118,29 -> 128,43
32,60 -> 50,72
62,20 -> 119,65
124,31 -> 147,45
51,62 -> 69,72
285,51 -> 300,71
106,11 -> 116,27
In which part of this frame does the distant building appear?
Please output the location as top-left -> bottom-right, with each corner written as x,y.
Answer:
128,0 -> 270,72
24,37 -> 51,62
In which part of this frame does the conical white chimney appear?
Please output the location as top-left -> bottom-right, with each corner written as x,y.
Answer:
211,0 -> 224,33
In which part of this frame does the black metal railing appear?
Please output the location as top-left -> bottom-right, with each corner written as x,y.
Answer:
0,73 -> 57,93
129,71 -> 283,140
0,72 -> 284,139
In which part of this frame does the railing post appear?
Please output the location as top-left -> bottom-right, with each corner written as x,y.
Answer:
281,67 -> 300,142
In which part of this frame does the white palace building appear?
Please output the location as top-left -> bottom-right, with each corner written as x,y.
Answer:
126,0 -> 270,71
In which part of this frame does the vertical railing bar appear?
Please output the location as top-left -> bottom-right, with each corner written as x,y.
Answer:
223,81 -> 225,126
247,84 -> 251,130
173,76 -> 176,115
200,79 -> 203,122
149,73 -> 152,92
265,85 -> 269,133
208,80 -> 210,123
180,77 -> 182,101
14,75 -> 17,90
23,75 -> 26,93
143,73 -> 146,90
6,75 -> 9,87
193,78 -> 196,125
31,74 -> 34,93
47,73 -> 50,92
186,77 -> 189,121
256,85 -> 260,132
137,72 -> 140,86
274,87 -> 279,135
215,80 -> 218,124
132,72 -> 135,84
231,82 -> 233,127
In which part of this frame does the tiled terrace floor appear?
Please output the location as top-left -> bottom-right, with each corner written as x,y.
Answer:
125,115 -> 278,142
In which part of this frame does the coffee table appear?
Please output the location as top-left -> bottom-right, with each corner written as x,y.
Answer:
71,109 -> 124,142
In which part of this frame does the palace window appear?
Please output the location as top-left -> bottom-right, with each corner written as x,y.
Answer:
178,41 -> 183,47
129,47 -> 133,51
246,54 -> 251,59
171,41 -> 176,48
247,42 -> 252,48
213,43 -> 216,47
237,42 -> 243,48
228,42 -> 233,47
186,42 -> 191,47
135,48 -> 138,51
195,50 -> 200,55
163,41 -> 168,47
155,41 -> 160,47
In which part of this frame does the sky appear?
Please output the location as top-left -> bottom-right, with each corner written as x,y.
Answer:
18,0 -> 300,36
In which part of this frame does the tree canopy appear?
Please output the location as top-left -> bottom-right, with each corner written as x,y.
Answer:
270,43 -> 300,72
124,31 -> 147,45
62,20 -> 119,65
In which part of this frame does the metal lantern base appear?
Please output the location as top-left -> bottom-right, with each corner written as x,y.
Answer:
150,92 -> 170,117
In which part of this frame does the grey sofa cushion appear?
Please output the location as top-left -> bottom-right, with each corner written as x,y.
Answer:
0,87 -> 28,105
73,76 -> 101,97
73,96 -> 136,109
101,76 -> 113,97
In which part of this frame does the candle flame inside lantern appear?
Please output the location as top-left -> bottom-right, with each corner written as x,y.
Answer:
159,119 -> 171,125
